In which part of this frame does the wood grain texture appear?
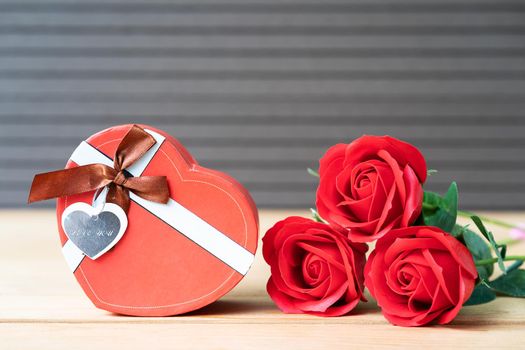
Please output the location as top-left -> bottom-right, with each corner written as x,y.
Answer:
1,209 -> 524,349
1,0 -> 525,209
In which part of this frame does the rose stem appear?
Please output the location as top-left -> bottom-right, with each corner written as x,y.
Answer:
457,210 -> 523,246
475,255 -> 525,266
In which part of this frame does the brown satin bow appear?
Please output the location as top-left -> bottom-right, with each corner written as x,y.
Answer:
28,125 -> 170,212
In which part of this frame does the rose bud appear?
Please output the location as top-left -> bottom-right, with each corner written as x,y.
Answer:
263,216 -> 368,316
365,226 -> 478,327
316,135 -> 427,242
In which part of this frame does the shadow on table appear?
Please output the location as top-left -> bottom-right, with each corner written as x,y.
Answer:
102,293 -> 383,319
186,295 -> 381,317
183,299 -> 268,316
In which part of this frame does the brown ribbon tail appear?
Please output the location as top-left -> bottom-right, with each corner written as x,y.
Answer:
106,184 -> 131,213
28,164 -> 116,203
124,176 -> 170,204
114,125 -> 157,171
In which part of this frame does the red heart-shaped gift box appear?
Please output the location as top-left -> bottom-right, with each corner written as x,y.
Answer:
56,124 -> 259,316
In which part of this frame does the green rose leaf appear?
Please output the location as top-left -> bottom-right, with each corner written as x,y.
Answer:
488,269 -> 525,297
506,260 -> 523,274
464,284 -> 497,306
310,208 -> 326,224
307,168 -> 320,178
422,191 -> 441,211
450,223 -> 468,238
421,182 -> 458,232
462,228 -> 494,280
471,216 -> 506,274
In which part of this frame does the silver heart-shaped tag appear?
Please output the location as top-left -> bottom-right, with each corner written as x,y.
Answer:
61,202 -> 128,260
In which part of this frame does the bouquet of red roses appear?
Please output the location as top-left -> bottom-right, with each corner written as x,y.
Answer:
263,136 -> 525,327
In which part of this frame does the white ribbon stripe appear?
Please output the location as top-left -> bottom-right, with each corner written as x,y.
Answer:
61,129 -> 255,276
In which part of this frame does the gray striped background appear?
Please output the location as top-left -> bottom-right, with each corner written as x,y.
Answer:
1,0 -> 525,209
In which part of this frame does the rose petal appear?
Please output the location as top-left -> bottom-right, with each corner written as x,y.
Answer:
296,241 -> 346,272
368,168 -> 389,222
386,259 -> 420,295
349,161 -> 382,199
344,135 -> 427,183
428,250 -> 462,302
267,278 -> 302,314
337,196 -> 373,223
335,165 -> 355,200
302,253 -> 329,286
296,280 -> 348,313
366,251 -> 410,309
304,278 -> 332,299
412,262 -> 438,299
419,229 -> 478,279
263,216 -> 316,263
436,267 -> 475,325
373,176 -> 398,234
354,172 -> 376,199
317,144 -> 347,222
336,239 -> 364,298
378,149 -> 407,205
401,165 -> 423,227
421,249 -> 455,304
273,256 -> 312,300
407,281 -> 433,314
313,297 -> 360,317
384,237 -> 446,265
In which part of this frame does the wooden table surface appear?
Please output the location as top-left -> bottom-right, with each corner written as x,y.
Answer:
1,209 -> 524,349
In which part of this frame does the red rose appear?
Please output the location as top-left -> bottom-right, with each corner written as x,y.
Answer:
316,135 -> 427,242
365,226 -> 478,327
263,216 -> 368,316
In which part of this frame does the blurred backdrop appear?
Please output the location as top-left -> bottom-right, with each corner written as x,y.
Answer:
1,0 -> 524,209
